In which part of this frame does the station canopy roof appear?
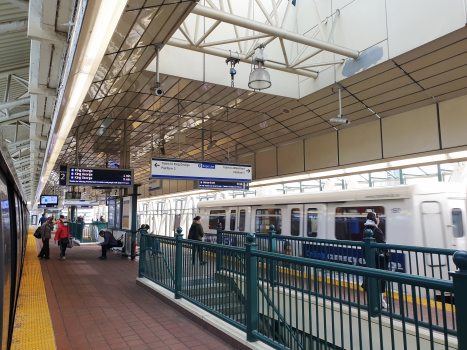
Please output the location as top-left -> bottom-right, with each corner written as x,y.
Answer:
37,0 -> 467,200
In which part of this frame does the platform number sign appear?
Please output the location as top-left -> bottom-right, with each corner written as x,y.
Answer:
59,165 -> 67,186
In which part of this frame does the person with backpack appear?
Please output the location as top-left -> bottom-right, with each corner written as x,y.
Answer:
362,212 -> 389,308
188,216 -> 206,265
54,221 -> 71,261
97,230 -> 118,260
38,217 -> 53,259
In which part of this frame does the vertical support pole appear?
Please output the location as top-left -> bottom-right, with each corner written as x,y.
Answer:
268,225 -> 276,286
131,184 -> 139,260
245,233 -> 258,342
450,251 -> 467,350
399,169 -> 404,185
369,173 -> 372,187
342,179 -> 345,189
201,118 -> 205,161
319,179 -> 322,191
437,164 -> 442,182
216,222 -> 222,272
364,229 -> 379,317
175,227 -> 183,299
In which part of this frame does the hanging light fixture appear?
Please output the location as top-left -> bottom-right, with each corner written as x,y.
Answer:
248,45 -> 271,91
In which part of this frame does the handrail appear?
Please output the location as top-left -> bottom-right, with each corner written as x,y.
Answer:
253,250 -> 454,291
371,242 -> 457,255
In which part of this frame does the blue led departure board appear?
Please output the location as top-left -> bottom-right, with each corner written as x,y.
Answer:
66,167 -> 133,187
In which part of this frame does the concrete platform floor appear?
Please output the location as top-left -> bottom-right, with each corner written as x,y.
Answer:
36,239 -> 233,350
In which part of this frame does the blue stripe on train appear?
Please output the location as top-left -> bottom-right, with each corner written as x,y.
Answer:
205,234 -> 406,273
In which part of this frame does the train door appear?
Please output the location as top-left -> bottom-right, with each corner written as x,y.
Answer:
286,205 -> 304,237
228,207 -> 238,231
304,204 -> 326,238
420,201 -> 446,265
446,200 -> 466,251
238,206 -> 251,232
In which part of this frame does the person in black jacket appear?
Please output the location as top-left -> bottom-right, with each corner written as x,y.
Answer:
363,212 -> 388,308
97,230 -> 118,260
188,216 -> 206,265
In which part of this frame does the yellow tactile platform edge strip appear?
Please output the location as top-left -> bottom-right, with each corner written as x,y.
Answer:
10,227 -> 56,349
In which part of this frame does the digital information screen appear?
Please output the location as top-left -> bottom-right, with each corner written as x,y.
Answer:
67,167 -> 133,187
40,195 -> 58,205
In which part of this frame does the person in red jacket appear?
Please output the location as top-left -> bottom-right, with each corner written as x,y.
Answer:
54,221 -> 71,260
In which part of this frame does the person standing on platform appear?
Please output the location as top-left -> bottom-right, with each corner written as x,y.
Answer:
362,211 -> 389,308
188,216 -> 206,265
53,215 -> 65,226
97,230 -> 118,260
39,214 -> 47,226
55,221 -> 71,261
38,217 -> 53,259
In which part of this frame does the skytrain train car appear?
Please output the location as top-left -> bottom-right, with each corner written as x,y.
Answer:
197,183 -> 466,280
0,144 -> 29,350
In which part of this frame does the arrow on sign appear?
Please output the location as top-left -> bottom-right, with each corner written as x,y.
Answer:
154,163 -> 160,168
246,169 -> 251,173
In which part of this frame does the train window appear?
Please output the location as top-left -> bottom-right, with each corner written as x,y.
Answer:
239,210 -> 246,231
291,209 -> 300,236
307,209 -> 318,237
209,210 -> 226,229
452,209 -> 464,238
255,209 -> 282,234
230,210 -> 236,230
335,206 -> 385,241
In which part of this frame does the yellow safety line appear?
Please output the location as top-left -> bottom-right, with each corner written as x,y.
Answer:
11,227 -> 56,350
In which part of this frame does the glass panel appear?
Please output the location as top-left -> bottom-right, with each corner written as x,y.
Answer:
209,210 -> 226,230
256,209 -> 281,215
335,207 -> 385,241
307,208 -> 318,237
239,210 -> 246,231
452,208 -> 464,238
255,216 -> 282,234
230,210 -> 236,230
291,208 -> 300,236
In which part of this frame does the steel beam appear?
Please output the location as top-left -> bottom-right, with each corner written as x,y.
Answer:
167,37 -> 318,78
0,110 -> 30,124
191,4 -> 360,59
0,19 -> 27,35
28,0 -> 68,45
0,97 -> 30,110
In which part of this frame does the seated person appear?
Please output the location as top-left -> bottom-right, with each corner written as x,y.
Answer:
97,230 -> 118,260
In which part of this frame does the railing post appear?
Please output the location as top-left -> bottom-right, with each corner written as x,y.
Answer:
245,233 -> 258,342
216,222 -> 222,272
175,227 -> 183,299
138,233 -> 145,278
450,251 -> 467,349
268,225 -> 276,286
364,228 -> 379,317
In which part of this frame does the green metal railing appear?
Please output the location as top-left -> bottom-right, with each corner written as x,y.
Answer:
216,224 -> 458,281
139,228 -> 467,350
69,222 -> 108,242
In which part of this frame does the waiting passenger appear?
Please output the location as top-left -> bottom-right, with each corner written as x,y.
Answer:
39,214 -> 48,226
54,221 -> 71,261
97,230 -> 118,260
38,217 -> 53,259
362,212 -> 389,308
188,216 -> 206,265
99,216 -> 106,222
53,215 -> 65,226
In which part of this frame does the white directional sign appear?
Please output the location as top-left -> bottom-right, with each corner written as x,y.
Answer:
151,158 -> 252,182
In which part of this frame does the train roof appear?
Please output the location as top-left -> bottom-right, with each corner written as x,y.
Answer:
197,183 -> 467,208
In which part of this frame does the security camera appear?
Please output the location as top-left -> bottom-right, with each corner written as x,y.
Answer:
150,85 -> 164,97
330,114 -> 350,124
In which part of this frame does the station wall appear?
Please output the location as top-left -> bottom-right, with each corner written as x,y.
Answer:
238,94 -> 467,178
